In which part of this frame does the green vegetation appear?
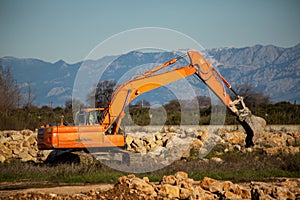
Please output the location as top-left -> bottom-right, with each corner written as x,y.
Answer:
1,150 -> 299,187
125,101 -> 300,126
1,69 -> 299,130
1,99 -> 299,131
0,104 -> 74,130
0,160 -> 123,185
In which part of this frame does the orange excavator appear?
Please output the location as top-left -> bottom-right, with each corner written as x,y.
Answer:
38,51 -> 266,154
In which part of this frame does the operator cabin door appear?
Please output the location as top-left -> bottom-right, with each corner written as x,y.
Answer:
77,111 -> 105,148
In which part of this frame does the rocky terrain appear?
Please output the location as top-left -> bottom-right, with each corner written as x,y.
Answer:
1,171 -> 299,199
125,126 -> 300,157
1,126 -> 299,164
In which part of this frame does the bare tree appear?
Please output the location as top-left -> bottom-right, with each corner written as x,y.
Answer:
86,80 -> 117,108
0,66 -> 22,116
235,84 -> 270,110
23,81 -> 36,108
65,98 -> 85,111
64,99 -> 73,113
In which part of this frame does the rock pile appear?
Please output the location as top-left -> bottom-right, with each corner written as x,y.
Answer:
256,130 -> 300,155
251,179 -> 300,200
0,126 -> 299,163
217,129 -> 300,155
116,171 -> 251,199
126,127 -> 300,158
3,172 -> 299,200
125,127 -> 206,157
0,130 -> 44,163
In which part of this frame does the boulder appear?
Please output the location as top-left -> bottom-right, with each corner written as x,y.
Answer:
194,185 -> 217,199
19,151 -> 34,162
201,177 -> 224,193
130,177 -> 156,196
168,126 -> 176,132
210,157 -> 224,164
293,131 -> 300,145
0,154 -> 6,163
154,132 -> 163,140
158,184 -> 180,198
118,174 -> 157,197
161,175 -> 176,185
175,171 -> 188,181
125,135 -> 133,146
10,133 -> 23,141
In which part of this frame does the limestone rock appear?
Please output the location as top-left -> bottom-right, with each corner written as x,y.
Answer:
19,151 -> 34,162
175,171 -> 188,181
130,177 -> 156,196
161,175 -> 176,185
154,132 -> 163,140
0,154 -> 5,163
293,131 -> 300,145
210,157 -> 224,163
202,177 -> 224,193
158,184 -> 180,198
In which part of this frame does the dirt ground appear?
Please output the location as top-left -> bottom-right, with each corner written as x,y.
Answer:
0,183 -> 114,197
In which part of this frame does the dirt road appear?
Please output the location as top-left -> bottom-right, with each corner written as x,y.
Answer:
0,183 -> 114,197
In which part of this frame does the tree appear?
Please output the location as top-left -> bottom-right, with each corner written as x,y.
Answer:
23,81 -> 36,108
64,99 -> 73,113
196,96 -> 211,109
131,99 -> 151,108
235,84 -> 270,110
163,99 -> 180,111
87,80 -> 117,108
0,66 -> 22,116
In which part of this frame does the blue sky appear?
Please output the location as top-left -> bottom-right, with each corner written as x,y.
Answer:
0,0 -> 299,63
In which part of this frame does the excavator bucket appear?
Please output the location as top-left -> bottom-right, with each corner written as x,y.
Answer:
228,96 -> 266,147
238,114 -> 266,147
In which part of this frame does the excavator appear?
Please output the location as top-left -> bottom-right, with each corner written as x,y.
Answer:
38,51 -> 266,156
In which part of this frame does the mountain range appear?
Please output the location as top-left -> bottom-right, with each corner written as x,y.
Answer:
0,44 -> 299,107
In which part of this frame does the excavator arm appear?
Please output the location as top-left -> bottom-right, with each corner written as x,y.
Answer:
188,51 -> 266,147
101,51 -> 266,147
100,65 -> 196,131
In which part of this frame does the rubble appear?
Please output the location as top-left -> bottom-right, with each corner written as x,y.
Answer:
2,172 -> 299,200
0,126 -> 299,163
0,130 -> 49,163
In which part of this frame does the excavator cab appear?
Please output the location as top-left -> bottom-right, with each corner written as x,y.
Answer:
74,108 -> 105,126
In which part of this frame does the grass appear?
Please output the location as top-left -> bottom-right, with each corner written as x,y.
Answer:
0,148 -> 299,189
0,160 -> 124,185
